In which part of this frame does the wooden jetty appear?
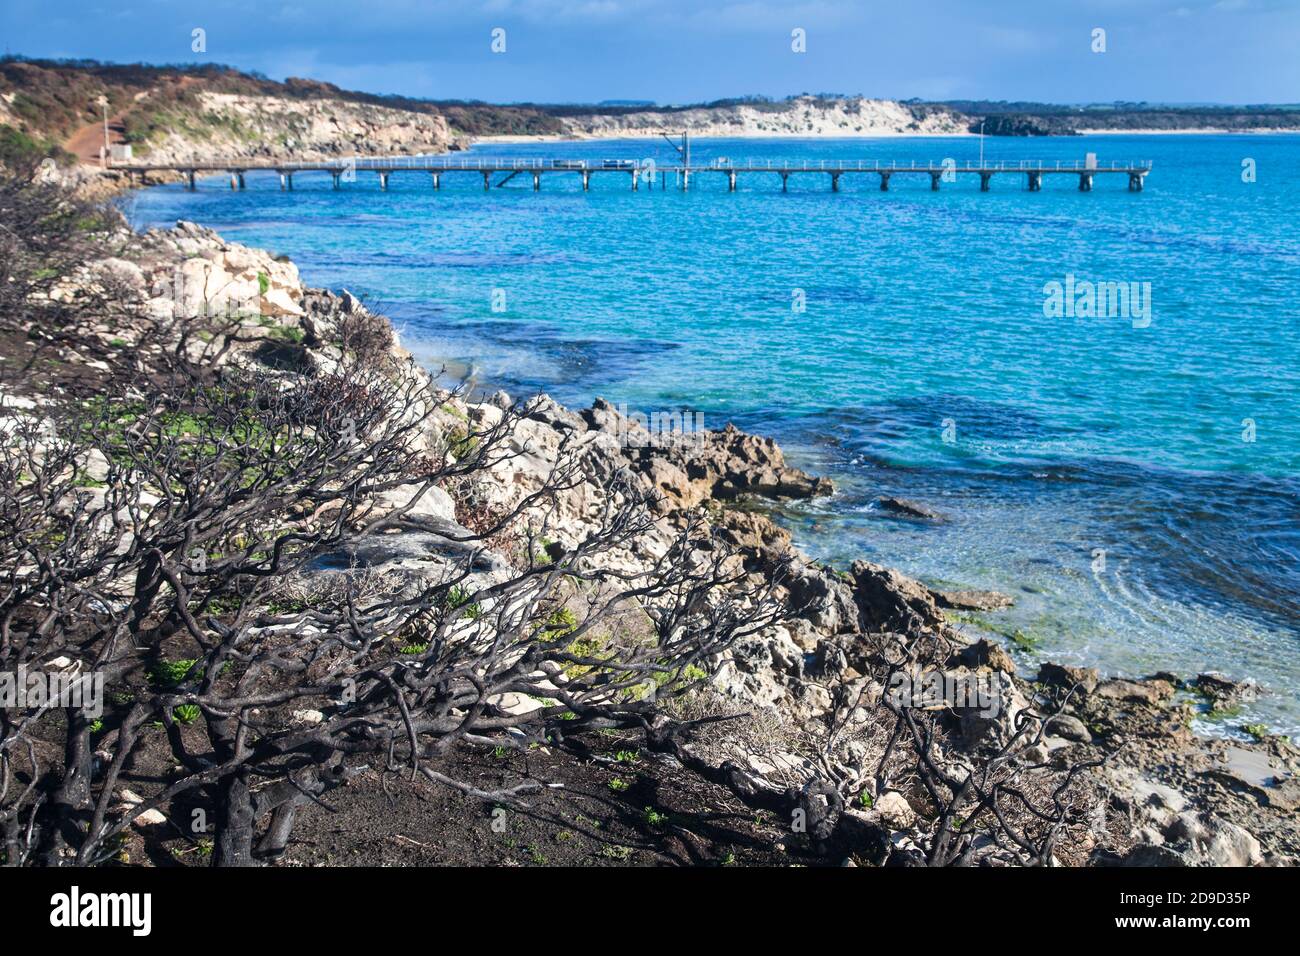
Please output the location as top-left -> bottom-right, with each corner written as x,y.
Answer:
112,155 -> 1153,193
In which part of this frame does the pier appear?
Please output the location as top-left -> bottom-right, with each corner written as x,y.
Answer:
113,156 -> 1154,193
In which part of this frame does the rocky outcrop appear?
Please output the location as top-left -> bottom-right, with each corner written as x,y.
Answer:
579,397 -> 835,507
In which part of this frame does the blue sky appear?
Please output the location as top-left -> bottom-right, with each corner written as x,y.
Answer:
2,0 -> 1297,105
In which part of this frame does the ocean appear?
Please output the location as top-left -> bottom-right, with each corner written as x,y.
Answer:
126,133 -> 1300,736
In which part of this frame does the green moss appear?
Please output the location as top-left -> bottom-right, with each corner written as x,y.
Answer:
1240,723 -> 1269,742
446,426 -> 479,461
1008,629 -> 1042,652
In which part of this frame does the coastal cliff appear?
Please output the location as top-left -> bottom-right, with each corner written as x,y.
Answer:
551,97 -> 968,139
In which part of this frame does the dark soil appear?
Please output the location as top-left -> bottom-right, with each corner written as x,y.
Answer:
114,729 -> 820,867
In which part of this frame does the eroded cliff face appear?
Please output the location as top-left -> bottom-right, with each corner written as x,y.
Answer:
557,97 -> 968,139
132,92 -> 455,164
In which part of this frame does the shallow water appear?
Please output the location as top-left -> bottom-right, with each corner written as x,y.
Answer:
128,133 -> 1300,735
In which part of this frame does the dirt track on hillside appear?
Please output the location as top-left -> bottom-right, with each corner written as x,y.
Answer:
64,113 -> 126,162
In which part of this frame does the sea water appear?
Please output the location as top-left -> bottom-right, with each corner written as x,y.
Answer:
127,133 -> 1300,735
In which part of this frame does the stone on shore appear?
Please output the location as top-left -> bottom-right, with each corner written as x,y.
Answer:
1036,662 -> 1101,696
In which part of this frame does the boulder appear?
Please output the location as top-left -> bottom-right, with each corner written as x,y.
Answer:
526,394 -> 587,433
1036,662 -> 1101,696
1167,812 -> 1264,867
953,638 -> 1017,674
374,484 -> 457,523
1195,672 -> 1259,710
785,564 -> 857,633
874,791 -> 916,829
1095,678 -> 1174,706
849,560 -> 946,632
1045,713 -> 1092,743
713,510 -> 793,568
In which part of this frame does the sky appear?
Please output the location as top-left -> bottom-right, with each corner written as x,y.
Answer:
2,0 -> 1298,105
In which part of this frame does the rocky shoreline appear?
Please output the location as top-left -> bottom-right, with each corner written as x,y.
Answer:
9,202 -> 1298,866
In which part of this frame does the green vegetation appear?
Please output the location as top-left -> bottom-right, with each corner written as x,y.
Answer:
446,425 -> 479,462
266,325 -> 306,345
1008,629 -> 1042,653
442,584 -> 481,621
149,658 -> 200,687
607,777 -> 630,792
1241,723 -> 1269,742
543,607 -> 577,640
172,704 -> 201,724
0,124 -> 72,169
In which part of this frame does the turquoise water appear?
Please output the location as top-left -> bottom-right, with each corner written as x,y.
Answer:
128,134 -> 1300,735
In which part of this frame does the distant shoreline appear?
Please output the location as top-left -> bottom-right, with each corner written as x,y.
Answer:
476,127 -> 1300,145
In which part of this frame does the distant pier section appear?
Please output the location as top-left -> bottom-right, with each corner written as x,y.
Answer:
112,155 -> 1153,193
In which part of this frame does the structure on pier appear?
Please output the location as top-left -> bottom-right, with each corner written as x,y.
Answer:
115,155 -> 1153,194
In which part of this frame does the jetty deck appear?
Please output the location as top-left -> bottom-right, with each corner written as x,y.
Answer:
112,156 -> 1154,193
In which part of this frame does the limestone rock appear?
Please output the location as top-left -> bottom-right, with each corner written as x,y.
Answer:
849,560 -> 946,632
874,791 -> 916,829
1036,662 -> 1101,696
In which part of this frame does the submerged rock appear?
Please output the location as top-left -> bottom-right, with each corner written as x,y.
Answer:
932,589 -> 1014,611
876,496 -> 946,521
